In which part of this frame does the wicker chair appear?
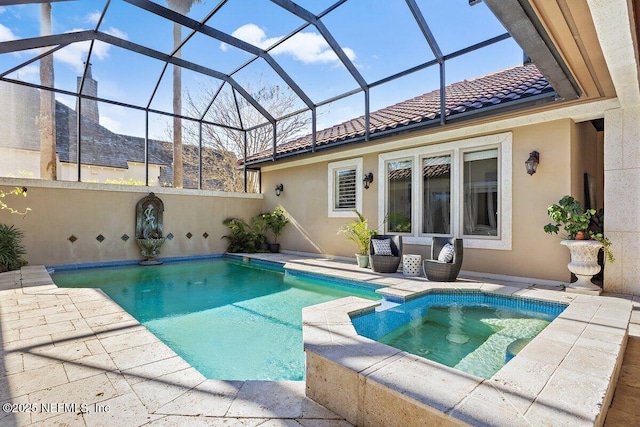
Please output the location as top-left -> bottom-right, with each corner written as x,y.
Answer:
423,237 -> 463,281
369,235 -> 403,273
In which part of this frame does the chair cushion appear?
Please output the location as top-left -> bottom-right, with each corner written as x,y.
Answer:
437,243 -> 455,263
371,238 -> 393,256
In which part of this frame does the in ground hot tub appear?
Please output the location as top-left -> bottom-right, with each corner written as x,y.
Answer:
350,290 -> 566,379
303,285 -> 630,427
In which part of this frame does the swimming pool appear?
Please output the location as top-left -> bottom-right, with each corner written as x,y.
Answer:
51,258 -> 380,381
351,290 -> 567,379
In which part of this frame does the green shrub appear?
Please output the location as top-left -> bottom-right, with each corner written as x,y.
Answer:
221,218 -> 256,253
0,224 -> 27,272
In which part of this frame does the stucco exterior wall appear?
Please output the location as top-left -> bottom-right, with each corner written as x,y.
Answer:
261,119 -> 598,284
0,178 -> 263,267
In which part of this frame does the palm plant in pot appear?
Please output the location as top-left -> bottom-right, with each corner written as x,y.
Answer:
337,210 -> 377,268
264,206 -> 289,253
543,195 -> 613,295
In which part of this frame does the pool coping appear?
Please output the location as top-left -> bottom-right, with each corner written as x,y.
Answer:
301,278 -> 632,426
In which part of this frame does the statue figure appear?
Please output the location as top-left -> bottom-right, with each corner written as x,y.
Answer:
135,193 -> 166,265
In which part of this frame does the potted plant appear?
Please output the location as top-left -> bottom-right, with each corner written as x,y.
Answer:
544,195 -> 613,295
251,214 -> 270,252
337,210 -> 377,268
264,206 -> 289,253
222,217 -> 256,253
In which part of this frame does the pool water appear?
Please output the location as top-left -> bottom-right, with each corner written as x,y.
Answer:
52,258 -> 379,381
351,291 -> 566,379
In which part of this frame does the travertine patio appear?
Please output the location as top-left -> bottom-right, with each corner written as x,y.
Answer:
0,255 -> 638,426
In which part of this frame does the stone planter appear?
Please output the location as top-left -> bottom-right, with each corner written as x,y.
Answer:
355,254 -> 369,268
561,240 -> 603,295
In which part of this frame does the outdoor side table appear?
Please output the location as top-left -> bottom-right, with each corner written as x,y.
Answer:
402,254 -> 422,277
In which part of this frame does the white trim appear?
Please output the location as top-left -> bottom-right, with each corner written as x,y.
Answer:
378,132 -> 512,250
327,157 -> 363,218
260,98 -> 619,173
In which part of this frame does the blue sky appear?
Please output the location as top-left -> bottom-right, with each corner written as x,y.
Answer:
0,0 -> 523,139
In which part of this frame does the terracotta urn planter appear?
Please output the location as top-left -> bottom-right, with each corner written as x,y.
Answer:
561,240 -> 603,295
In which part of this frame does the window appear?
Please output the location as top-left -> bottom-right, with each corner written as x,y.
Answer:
328,158 -> 362,217
378,132 -> 511,250
463,149 -> 498,236
386,159 -> 412,233
422,155 -> 451,234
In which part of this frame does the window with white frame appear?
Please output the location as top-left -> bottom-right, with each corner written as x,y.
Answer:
378,132 -> 512,250
386,159 -> 412,233
328,158 -> 362,217
422,154 -> 451,235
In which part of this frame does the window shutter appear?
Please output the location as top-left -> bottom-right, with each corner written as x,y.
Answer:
335,168 -> 356,209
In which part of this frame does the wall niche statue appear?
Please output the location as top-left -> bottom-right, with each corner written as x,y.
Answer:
135,192 -> 166,265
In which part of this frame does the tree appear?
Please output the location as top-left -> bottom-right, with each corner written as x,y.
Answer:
165,0 -> 201,188
39,3 -> 56,180
184,79 -> 311,192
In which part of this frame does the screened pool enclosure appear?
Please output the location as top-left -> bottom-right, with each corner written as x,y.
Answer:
0,0 -> 575,192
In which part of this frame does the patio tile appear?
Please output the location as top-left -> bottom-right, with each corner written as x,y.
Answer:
83,392 -> 162,427
2,352 -> 24,376
226,380 -> 306,418
84,311 -> 137,329
27,411 -> 85,427
28,373 -> 119,423
122,355 -> 194,386
99,328 -> 159,354
63,352 -> 119,381
300,396 -> 346,420
146,416 -> 269,426
91,320 -> 145,339
45,310 -> 84,324
526,368 -> 610,426
155,379 -> 243,417
296,418 -> 353,427
16,304 -> 67,318
1,363 -> 68,400
0,394 -> 32,426
109,341 -> 179,371
450,382 -> 530,427
19,320 -> 76,340
131,367 -> 206,412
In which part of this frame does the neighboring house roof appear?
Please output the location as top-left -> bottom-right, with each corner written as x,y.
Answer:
244,63 -> 554,164
55,103 -> 169,169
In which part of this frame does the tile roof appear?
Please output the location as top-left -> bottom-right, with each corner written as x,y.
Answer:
245,63 -> 554,164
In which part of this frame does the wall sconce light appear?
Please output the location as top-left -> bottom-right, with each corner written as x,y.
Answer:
363,172 -> 374,189
525,151 -> 540,175
275,183 -> 284,197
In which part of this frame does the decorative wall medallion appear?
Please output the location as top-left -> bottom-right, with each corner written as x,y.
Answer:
121,234 -> 130,242
186,232 -> 193,239
68,235 -> 78,243
166,233 -> 174,240
203,232 -> 209,239
96,234 -> 105,243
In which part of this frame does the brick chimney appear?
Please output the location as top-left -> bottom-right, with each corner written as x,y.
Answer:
76,63 -> 99,122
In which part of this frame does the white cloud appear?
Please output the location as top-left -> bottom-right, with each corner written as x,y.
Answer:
0,23 -> 17,42
105,27 -> 128,40
4,64 -> 39,82
221,23 -> 356,65
53,27 -> 128,73
85,11 -> 102,25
